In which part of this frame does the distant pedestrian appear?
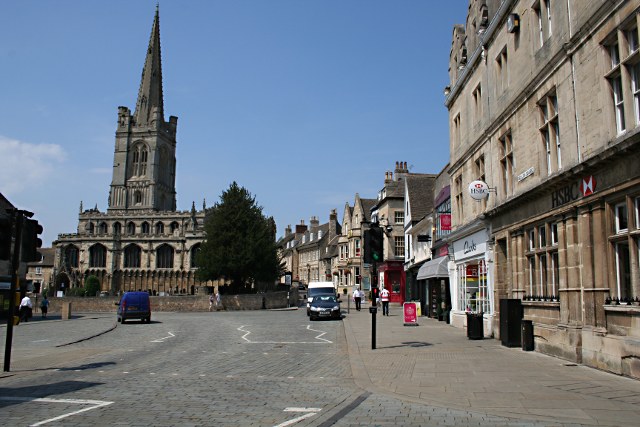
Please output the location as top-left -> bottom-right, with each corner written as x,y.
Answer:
215,291 -> 221,308
19,295 -> 33,322
380,287 -> 390,316
209,294 -> 214,311
354,288 -> 362,311
40,295 -> 49,318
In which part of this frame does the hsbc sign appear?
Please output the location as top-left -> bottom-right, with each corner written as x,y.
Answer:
551,175 -> 597,209
468,180 -> 490,200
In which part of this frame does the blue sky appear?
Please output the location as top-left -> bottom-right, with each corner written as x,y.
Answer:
0,0 -> 467,246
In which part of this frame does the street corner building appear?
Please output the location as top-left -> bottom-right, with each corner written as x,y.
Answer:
53,8 -> 208,296
446,0 -> 640,378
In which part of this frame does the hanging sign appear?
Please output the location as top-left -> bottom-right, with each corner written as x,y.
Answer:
468,180 -> 490,200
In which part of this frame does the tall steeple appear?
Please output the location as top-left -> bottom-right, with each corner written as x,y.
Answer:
134,5 -> 164,127
109,6 -> 178,213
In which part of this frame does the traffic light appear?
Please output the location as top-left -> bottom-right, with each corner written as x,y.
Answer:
372,287 -> 380,301
21,218 -> 43,263
363,224 -> 384,264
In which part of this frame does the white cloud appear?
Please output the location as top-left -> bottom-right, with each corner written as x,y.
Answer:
0,135 -> 66,196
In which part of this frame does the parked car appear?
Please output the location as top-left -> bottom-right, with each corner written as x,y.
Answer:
309,295 -> 341,321
115,291 -> 151,324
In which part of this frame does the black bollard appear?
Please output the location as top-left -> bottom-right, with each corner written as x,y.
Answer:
369,305 -> 377,349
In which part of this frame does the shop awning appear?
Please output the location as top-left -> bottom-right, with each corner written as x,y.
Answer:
416,257 -> 448,280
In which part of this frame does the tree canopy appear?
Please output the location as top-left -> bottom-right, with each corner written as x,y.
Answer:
196,182 -> 283,293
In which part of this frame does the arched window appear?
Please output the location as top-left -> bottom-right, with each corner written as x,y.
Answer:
123,244 -> 141,268
155,222 -> 164,235
134,190 -> 143,205
141,222 -> 150,235
156,244 -> 174,269
170,221 -> 180,233
190,244 -> 201,268
99,222 -> 108,234
64,245 -> 79,269
113,222 -> 122,235
127,222 -> 136,235
131,143 -> 148,177
88,222 -> 95,235
89,244 -> 107,268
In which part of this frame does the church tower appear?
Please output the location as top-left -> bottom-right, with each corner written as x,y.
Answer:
108,6 -> 178,213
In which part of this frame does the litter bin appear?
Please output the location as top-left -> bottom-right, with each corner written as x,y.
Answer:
521,319 -> 534,351
466,312 -> 484,340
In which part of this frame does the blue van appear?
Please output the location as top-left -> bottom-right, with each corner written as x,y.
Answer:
116,291 -> 151,323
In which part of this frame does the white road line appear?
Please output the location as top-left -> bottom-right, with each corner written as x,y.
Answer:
0,396 -> 113,426
274,408 -> 321,427
237,325 -> 333,344
151,331 -> 175,342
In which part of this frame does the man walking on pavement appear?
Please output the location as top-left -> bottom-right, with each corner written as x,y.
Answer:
380,287 -> 390,316
354,287 -> 362,311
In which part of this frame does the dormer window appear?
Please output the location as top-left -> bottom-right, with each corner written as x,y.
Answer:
318,230 -> 323,239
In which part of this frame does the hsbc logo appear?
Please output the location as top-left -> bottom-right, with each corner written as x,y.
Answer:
551,175 -> 597,208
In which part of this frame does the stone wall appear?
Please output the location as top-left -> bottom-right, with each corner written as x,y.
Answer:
43,291 -> 295,313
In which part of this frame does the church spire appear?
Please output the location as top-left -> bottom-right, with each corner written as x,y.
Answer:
134,6 -> 164,126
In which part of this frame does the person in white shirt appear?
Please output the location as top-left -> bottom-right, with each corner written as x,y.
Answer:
354,288 -> 362,311
19,296 -> 33,322
380,287 -> 390,316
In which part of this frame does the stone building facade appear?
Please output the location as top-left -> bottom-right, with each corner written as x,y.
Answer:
53,9 -> 209,295
447,0 -> 640,378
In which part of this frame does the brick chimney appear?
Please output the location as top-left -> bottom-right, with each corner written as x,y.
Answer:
309,216 -> 320,232
329,209 -> 338,238
295,220 -> 307,235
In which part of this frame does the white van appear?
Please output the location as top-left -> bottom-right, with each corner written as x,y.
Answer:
306,281 -> 337,315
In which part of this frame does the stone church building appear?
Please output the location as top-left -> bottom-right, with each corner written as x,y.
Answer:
53,8 -> 209,295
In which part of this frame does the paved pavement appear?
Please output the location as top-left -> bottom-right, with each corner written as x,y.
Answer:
2,306 -> 640,426
341,303 -> 640,426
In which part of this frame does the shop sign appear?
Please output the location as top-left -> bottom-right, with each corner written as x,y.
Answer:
452,229 -> 488,261
403,302 -> 418,326
468,180 -> 490,200
551,175 -> 596,209
437,245 -> 449,257
440,213 -> 451,231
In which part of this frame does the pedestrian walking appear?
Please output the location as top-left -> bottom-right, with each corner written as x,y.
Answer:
19,295 -> 33,322
40,295 -> 49,318
380,287 -> 390,316
354,287 -> 362,311
209,294 -> 214,311
215,291 -> 221,309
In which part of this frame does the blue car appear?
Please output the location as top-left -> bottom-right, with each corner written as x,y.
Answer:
116,291 -> 151,323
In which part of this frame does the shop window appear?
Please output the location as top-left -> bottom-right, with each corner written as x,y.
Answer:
457,260 -> 490,314
635,197 -> 640,228
550,223 -> 558,245
526,222 -> 559,297
615,242 -> 631,299
528,257 -> 536,295
538,225 -> 547,247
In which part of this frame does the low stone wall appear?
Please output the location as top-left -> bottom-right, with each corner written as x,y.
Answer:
43,291 -> 295,313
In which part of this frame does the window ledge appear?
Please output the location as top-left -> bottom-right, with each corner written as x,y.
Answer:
604,305 -> 640,313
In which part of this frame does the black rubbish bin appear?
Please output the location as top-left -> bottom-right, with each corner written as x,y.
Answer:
521,319 -> 534,351
466,312 -> 484,340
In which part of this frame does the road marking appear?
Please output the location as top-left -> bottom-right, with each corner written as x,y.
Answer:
0,396 -> 113,426
274,408 -> 321,427
32,339 -> 50,343
237,325 -> 333,344
151,331 -> 175,342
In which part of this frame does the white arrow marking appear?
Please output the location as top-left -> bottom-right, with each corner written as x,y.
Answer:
151,331 -> 175,342
237,325 -> 332,344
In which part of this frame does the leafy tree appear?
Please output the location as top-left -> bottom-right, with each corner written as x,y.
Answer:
84,275 -> 101,297
197,182 -> 284,293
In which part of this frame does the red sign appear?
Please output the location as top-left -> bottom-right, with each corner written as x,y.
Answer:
437,246 -> 449,257
440,214 -> 451,231
403,302 -> 418,325
466,265 -> 478,278
581,175 -> 596,197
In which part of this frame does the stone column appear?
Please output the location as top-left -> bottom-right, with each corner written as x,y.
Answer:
591,203 -> 607,328
578,206 -> 594,326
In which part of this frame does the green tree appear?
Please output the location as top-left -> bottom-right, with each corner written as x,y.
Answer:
196,182 -> 283,293
84,275 -> 101,297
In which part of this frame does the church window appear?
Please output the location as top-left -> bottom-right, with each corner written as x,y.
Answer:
156,244 -> 174,269
141,221 -> 150,235
134,190 -> 143,205
190,244 -> 201,268
99,222 -> 108,234
127,222 -> 136,235
113,222 -> 122,235
88,222 -> 95,235
64,245 -> 79,269
155,222 -> 165,235
123,244 -> 141,268
131,144 -> 148,177
170,221 -> 179,233
89,244 -> 107,268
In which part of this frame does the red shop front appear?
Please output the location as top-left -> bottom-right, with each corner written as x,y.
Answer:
377,261 -> 405,304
